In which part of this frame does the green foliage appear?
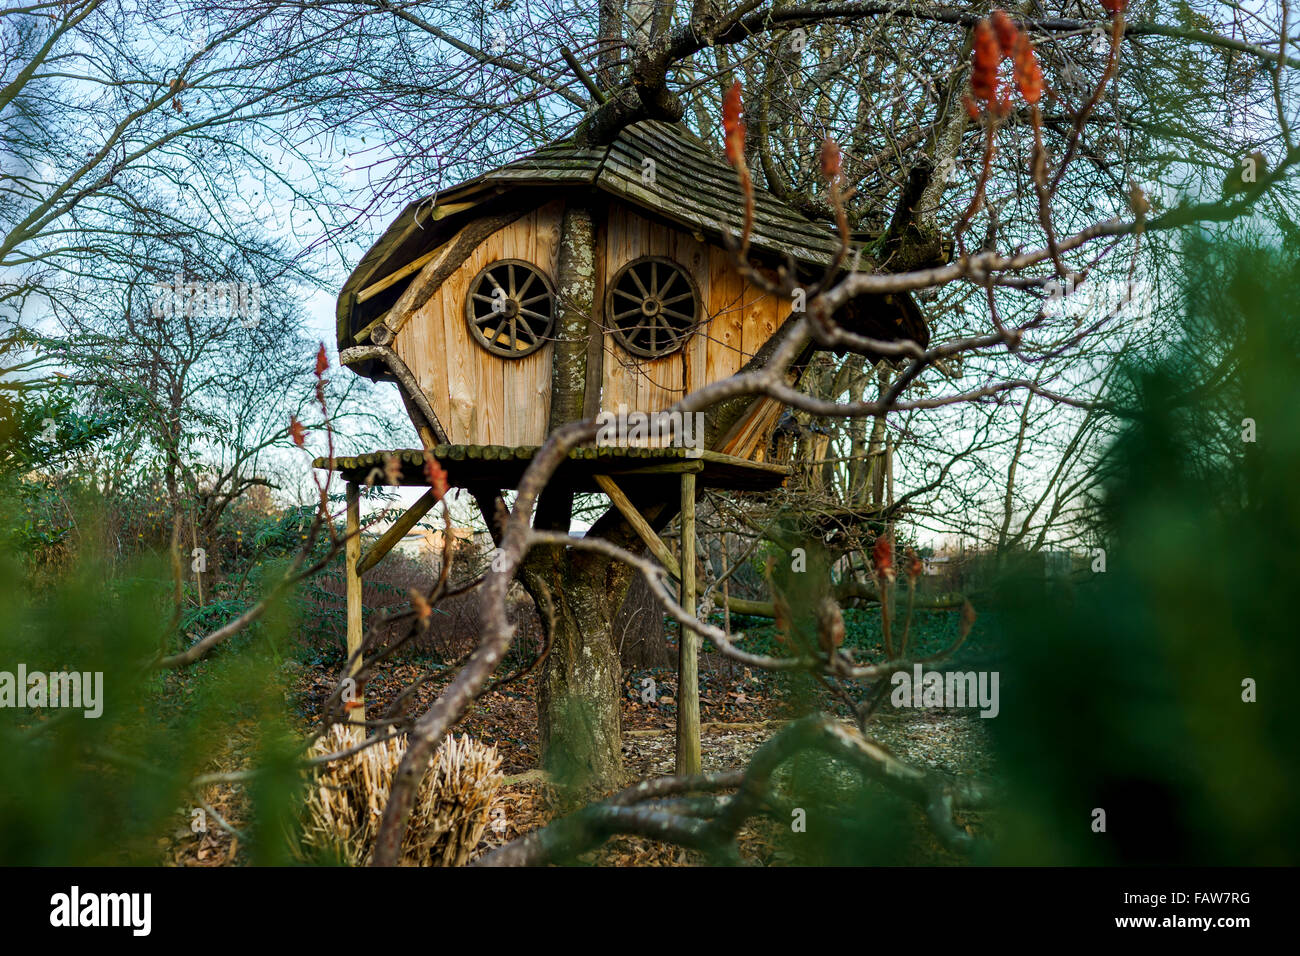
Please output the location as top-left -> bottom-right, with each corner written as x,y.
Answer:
0,384 -> 119,478
988,240 -> 1300,865
772,755 -> 920,865
0,385 -> 120,574
714,608 -> 989,662
0,487 -> 308,865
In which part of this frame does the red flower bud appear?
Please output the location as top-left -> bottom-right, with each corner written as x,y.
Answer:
991,9 -> 1018,58
906,547 -> 923,581
423,454 -> 449,501
872,536 -> 895,583
971,20 -> 1000,102
1013,34 -> 1043,104
819,137 -> 842,182
409,588 -> 432,621
1099,0 -> 1126,14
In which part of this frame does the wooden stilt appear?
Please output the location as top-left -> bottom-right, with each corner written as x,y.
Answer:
676,471 -> 700,776
190,521 -> 205,608
345,482 -> 366,730
721,543 -> 733,680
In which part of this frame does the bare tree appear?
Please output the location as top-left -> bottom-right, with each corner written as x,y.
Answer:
8,0 -> 1296,865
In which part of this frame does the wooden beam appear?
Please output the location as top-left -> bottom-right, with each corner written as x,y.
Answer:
606,460 -> 705,477
352,309 -> 392,343
718,594 -> 775,618
345,483 -> 366,729
706,587 -> 967,620
430,200 -> 479,221
356,489 -> 440,577
336,345 -> 450,445
355,235 -> 455,304
676,471 -> 701,776
593,474 -> 680,579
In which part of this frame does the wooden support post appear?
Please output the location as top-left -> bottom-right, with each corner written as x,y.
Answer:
356,488 -> 439,577
345,482 -> 366,730
676,471 -> 700,776
607,460 -> 704,477
721,542 -> 733,680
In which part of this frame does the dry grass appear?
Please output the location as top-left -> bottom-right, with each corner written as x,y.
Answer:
298,726 -> 504,866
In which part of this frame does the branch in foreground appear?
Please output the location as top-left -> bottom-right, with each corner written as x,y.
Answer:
476,715 -> 996,865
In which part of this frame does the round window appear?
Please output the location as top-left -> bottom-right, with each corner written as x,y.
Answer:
465,259 -> 556,358
606,256 -> 701,358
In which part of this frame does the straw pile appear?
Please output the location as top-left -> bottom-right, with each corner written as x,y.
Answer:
299,726 -> 504,866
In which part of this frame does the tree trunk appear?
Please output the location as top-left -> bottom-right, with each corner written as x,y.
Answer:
521,548 -> 629,796
520,192 -> 786,794
529,202 -> 629,795
616,572 -> 673,669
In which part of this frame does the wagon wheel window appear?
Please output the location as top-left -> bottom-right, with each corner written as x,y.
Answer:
465,259 -> 556,358
607,256 -> 701,359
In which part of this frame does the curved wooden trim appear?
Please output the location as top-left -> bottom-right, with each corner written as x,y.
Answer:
339,344 -> 450,445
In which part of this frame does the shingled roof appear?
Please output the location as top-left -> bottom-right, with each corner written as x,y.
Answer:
467,120 -> 843,264
338,120 -> 924,355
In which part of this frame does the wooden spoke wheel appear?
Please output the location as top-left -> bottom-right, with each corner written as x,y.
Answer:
465,259 -> 556,358
607,256 -> 701,358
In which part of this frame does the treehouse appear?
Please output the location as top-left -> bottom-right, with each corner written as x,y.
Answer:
317,119 -> 929,759
327,119 -> 926,490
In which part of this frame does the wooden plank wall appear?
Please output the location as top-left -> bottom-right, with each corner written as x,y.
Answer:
394,201 -> 562,446
600,206 -> 790,458
394,200 -> 790,459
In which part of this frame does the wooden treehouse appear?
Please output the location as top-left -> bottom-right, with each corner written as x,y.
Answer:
317,119 -> 927,771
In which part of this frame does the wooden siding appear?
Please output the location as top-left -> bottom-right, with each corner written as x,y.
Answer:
600,206 -> 791,458
394,201 -> 562,446
395,200 -> 790,459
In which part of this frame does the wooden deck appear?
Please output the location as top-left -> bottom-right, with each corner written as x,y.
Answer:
314,444 -> 790,491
